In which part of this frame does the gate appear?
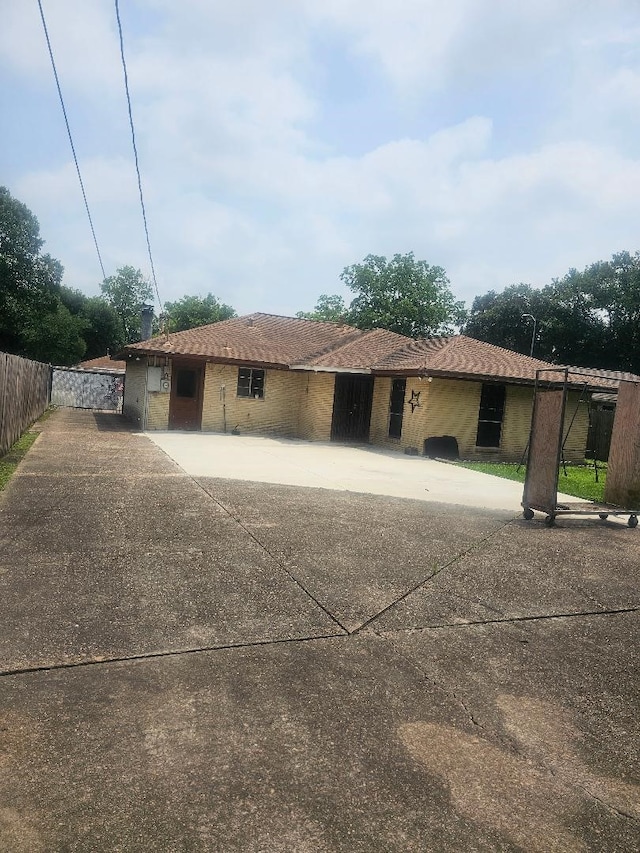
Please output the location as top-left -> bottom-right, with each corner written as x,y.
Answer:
586,406 -> 615,462
51,367 -> 124,412
330,374 -> 374,441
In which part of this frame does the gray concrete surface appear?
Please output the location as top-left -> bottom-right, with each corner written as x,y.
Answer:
0,409 -> 638,852
147,430 -> 578,512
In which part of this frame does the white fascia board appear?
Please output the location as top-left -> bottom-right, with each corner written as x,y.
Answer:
288,364 -> 371,374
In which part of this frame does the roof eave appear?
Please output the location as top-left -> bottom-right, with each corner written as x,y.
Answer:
289,364 -> 371,374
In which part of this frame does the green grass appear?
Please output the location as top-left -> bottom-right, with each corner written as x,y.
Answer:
457,460 -> 606,503
0,416 -> 49,491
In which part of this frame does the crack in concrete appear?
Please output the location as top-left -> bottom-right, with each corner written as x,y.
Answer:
375,630 -> 485,732
576,783 -> 639,823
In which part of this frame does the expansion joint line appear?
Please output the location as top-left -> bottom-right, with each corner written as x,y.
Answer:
184,475 -> 350,635
353,516 -> 517,634
377,605 -> 639,634
0,633 -> 344,679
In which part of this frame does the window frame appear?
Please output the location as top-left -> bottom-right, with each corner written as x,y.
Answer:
237,367 -> 265,400
475,383 -> 506,448
388,378 -> 406,439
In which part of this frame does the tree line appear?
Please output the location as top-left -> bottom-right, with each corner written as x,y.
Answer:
297,252 -> 640,374
2,185 -> 639,373
0,186 -> 235,365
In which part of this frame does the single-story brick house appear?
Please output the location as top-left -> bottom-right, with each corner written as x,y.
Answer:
117,313 -> 615,462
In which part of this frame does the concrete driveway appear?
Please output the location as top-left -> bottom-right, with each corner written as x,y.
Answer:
146,430 -> 574,513
0,409 -> 638,852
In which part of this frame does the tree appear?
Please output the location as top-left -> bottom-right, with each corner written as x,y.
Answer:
21,301 -> 87,365
60,287 -> 125,359
0,185 -> 60,354
341,253 -> 466,337
575,251 -> 640,373
163,293 -> 236,333
463,284 -> 548,356
296,294 -> 348,323
100,266 -> 154,343
463,252 -> 640,372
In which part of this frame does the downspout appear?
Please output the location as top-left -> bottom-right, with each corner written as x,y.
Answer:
142,360 -> 149,430
220,384 -> 227,433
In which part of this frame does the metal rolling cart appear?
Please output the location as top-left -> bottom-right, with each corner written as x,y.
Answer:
522,368 -> 640,527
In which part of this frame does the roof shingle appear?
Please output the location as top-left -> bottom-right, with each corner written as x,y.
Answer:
120,313 -> 634,390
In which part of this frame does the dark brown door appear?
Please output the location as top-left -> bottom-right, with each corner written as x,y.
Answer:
331,374 -> 374,441
169,364 -> 204,430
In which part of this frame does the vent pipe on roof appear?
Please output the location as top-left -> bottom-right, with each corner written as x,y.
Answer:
141,305 -> 154,341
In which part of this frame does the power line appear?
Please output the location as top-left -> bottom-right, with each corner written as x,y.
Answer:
114,0 -> 163,313
37,0 -> 107,281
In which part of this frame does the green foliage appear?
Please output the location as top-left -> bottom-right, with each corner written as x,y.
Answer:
0,185 -> 86,364
0,429 -> 40,491
463,284 -> 545,355
100,266 -> 154,343
341,253 -> 466,338
21,301 -> 87,365
163,293 -> 236,333
456,460 -> 605,503
60,288 -> 125,360
464,251 -> 640,372
296,294 -> 348,323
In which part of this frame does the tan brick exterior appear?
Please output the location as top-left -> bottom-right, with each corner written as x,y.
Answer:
129,358 -> 590,462
369,377 -> 589,462
147,385 -> 170,430
369,376 -> 394,447
202,363 -> 303,437
298,372 -> 335,441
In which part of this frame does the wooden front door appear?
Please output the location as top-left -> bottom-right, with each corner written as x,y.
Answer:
330,374 -> 374,441
169,363 -> 204,430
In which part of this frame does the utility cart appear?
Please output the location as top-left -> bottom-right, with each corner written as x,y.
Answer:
522,368 -> 640,527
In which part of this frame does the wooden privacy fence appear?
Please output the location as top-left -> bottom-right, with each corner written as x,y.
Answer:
0,352 -> 51,456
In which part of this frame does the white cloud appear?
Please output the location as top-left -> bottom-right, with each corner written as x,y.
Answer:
2,0 -> 640,320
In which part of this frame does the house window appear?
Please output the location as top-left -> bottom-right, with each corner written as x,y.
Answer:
388,378 -> 406,438
176,368 -> 197,398
476,383 -> 506,447
237,367 -> 265,399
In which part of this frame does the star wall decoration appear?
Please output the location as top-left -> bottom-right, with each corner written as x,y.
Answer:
408,389 -> 421,412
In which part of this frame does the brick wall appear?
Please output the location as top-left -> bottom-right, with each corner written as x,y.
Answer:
147,385 -> 170,429
202,363 -> 303,437
298,372 -> 335,441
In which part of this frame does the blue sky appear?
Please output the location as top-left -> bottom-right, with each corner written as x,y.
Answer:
2,0 -> 640,318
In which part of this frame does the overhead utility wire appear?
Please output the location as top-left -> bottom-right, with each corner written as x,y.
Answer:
37,0 -> 107,281
114,0 -> 163,313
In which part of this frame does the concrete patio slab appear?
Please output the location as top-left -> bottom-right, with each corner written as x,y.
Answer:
198,478 -> 509,632
1,617 -> 637,853
148,430 -> 578,513
372,515 -> 640,631
0,409 -> 637,852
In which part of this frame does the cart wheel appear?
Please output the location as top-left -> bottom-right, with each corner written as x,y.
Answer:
628,515 -> 638,529
544,515 -> 556,527
598,513 -> 609,520
523,508 -> 534,520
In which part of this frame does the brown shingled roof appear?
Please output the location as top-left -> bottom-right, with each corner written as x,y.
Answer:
295,328 -> 413,371
78,355 -> 126,372
372,335 -> 558,383
119,313 -> 629,390
121,313 -> 359,367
